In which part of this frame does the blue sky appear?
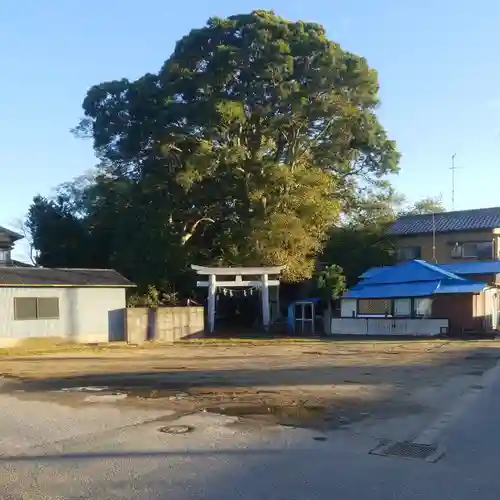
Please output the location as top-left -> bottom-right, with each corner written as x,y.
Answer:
2,0 -> 500,238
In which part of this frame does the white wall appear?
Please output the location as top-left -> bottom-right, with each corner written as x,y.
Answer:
329,318 -> 448,336
73,288 -> 126,343
0,287 -> 126,346
0,287 -> 70,343
340,299 -> 357,318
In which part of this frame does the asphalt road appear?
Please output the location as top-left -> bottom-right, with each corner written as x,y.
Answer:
1,370 -> 500,500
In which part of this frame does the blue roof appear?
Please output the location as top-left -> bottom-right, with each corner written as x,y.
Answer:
344,281 -> 439,299
437,260 -> 500,276
345,278 -> 486,300
436,280 -> 486,294
345,260 -> 487,299
360,266 -> 389,279
359,260 -> 465,286
388,207 -> 500,236
361,260 -> 500,279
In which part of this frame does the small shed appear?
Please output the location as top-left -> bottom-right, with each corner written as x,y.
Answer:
287,298 -> 322,335
0,267 -> 134,346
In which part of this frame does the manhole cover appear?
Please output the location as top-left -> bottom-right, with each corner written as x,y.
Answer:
158,425 -> 194,435
370,441 -> 437,460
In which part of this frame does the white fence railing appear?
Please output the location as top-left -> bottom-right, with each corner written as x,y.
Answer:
329,318 -> 448,336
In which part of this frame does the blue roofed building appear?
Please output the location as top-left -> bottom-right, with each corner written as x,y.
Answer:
330,259 -> 499,337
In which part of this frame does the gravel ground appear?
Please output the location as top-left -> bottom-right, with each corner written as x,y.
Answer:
1,340 -> 499,432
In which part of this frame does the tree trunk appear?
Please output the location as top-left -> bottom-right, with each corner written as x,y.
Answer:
327,299 -> 332,333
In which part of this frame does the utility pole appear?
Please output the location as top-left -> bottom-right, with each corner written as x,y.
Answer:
432,212 -> 437,263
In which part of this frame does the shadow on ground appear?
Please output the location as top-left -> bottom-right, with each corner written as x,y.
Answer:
1,344 -> 499,431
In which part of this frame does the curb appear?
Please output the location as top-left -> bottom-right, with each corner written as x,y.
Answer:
414,358 -> 500,446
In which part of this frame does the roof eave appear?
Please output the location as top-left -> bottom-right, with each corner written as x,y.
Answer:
0,227 -> 23,242
388,227 -> 499,237
191,265 -> 285,275
0,283 -> 136,288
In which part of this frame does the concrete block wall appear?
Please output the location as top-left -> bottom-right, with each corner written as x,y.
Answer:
156,307 -> 204,342
125,308 -> 149,344
125,307 -> 205,344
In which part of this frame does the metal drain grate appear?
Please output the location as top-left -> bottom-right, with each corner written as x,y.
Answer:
370,441 -> 437,460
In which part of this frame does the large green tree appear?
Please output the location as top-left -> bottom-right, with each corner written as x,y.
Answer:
29,10 -> 399,289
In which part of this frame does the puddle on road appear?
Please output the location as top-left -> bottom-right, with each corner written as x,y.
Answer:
204,404 -> 329,427
60,386 -> 109,393
159,425 -> 195,434
84,393 -> 128,403
122,388 -> 179,399
51,385 -> 190,400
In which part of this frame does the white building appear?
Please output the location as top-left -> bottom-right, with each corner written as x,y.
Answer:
0,266 -> 134,346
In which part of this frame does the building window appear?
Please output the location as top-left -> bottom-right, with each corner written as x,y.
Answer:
14,298 -> 37,320
414,298 -> 432,317
14,297 -> 59,320
0,249 -> 10,263
394,298 -> 411,317
358,299 -> 391,316
451,241 -> 493,259
396,246 -> 421,261
37,297 -> 60,319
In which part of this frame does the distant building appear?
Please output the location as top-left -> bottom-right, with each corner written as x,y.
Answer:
388,207 -> 500,263
0,225 -> 29,267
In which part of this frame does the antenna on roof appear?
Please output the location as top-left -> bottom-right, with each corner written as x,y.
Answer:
450,153 -> 461,210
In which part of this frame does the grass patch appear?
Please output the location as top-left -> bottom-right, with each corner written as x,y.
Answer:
0,339 -> 132,358
175,338 -> 326,345
174,337 -> 456,346
0,335 -> 491,358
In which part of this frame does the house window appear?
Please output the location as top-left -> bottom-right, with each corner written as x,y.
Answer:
14,298 -> 37,320
0,249 -> 10,263
394,298 -> 411,317
37,298 -> 60,319
14,297 -> 59,320
451,241 -> 493,259
358,299 -> 391,316
396,246 -> 421,261
414,298 -> 432,317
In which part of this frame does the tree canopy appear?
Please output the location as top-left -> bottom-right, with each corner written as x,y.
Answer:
27,10 -> 400,292
401,196 -> 445,216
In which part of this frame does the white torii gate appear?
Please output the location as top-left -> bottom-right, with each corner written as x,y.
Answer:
192,265 -> 284,333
